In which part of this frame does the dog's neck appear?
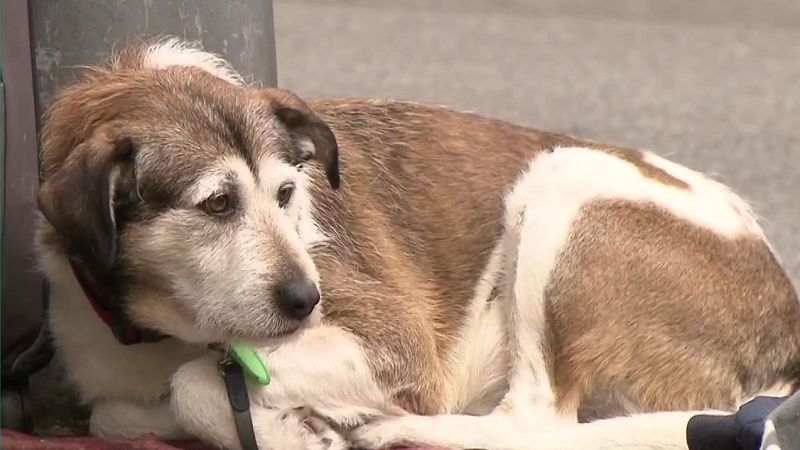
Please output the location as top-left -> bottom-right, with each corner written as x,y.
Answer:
41,252 -> 206,402
68,260 -> 169,345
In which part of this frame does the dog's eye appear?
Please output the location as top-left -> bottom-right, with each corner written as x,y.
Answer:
277,182 -> 295,208
202,194 -> 232,215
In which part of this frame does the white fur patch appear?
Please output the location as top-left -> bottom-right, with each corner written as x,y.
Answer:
172,356 -> 348,450
440,241 -> 509,414
514,148 -> 763,240
495,165 -> 575,418
251,325 -> 401,423
37,243 -> 205,404
90,401 -> 187,440
641,151 -> 764,239
351,410 -> 715,450
143,37 -> 245,85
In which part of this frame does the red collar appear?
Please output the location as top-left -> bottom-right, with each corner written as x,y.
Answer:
69,261 -> 166,345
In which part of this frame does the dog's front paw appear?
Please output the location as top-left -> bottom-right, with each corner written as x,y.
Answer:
349,416 -> 434,450
275,406 -> 347,450
309,402 -> 405,432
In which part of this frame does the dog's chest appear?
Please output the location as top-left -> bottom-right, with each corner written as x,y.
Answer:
48,276 -> 204,402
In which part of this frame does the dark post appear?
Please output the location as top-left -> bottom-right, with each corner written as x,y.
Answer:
1,0 -> 277,433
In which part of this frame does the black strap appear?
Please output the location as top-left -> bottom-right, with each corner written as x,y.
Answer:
686,395 -> 791,450
687,414 -> 740,450
221,360 -> 260,450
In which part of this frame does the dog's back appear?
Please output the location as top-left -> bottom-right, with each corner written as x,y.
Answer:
298,98 -> 800,416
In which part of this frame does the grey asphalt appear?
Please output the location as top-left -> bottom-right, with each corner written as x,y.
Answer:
273,0 -> 800,285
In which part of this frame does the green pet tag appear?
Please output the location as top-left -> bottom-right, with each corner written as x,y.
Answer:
229,343 -> 271,385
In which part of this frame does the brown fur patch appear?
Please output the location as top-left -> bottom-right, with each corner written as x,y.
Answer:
545,199 -> 800,413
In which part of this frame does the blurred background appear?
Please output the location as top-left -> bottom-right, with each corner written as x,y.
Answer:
275,0 -> 800,285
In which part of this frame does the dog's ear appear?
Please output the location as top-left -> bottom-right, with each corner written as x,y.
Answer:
38,129 -> 137,275
265,89 -> 340,189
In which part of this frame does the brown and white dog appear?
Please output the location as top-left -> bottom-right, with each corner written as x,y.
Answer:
35,38 -> 800,450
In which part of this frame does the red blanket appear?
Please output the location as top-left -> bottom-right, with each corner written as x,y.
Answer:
1,429 -> 439,450
1,430 -> 212,450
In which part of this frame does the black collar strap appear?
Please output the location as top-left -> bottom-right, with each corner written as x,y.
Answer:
69,261 -> 168,345
220,359 -> 260,450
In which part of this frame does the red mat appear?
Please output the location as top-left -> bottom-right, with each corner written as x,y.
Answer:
1,430 -> 213,450
1,429 -> 440,450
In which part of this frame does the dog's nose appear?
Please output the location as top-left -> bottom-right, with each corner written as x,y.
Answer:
274,277 -> 320,320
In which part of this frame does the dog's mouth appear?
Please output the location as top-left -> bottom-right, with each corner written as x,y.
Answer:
228,326 -> 299,348
149,294 -> 324,347
223,313 -> 319,348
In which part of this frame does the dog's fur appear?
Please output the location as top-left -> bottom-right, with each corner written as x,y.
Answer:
35,38 -> 800,450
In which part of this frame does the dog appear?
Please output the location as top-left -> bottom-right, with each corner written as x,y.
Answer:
35,38 -> 800,450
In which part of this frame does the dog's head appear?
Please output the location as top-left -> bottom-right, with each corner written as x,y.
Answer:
36,39 -> 338,345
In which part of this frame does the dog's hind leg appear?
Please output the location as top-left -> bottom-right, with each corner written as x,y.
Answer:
486,160 -> 589,426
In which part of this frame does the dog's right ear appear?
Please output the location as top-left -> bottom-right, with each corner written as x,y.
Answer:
38,129 -> 137,275
261,88 -> 340,189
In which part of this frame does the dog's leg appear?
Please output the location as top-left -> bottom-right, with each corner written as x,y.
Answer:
171,355 -> 348,450
352,163 -> 585,449
249,324 -> 406,428
352,163 -> 582,450
488,182 -> 581,426
90,400 -> 188,440
171,324 -> 409,450
352,409 -> 722,450
350,206 -> 578,448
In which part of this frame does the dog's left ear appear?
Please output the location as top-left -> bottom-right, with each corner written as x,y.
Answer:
265,89 -> 340,189
37,128 -> 137,275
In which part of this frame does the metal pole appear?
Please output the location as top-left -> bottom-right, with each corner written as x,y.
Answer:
31,0 -> 279,111
2,0 -> 278,433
